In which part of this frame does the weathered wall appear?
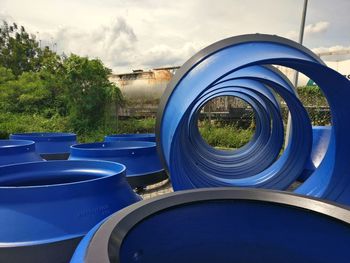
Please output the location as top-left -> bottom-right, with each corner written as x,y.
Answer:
109,68 -> 175,101
109,67 -> 178,116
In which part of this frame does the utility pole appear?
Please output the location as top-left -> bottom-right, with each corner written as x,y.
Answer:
285,0 -> 308,147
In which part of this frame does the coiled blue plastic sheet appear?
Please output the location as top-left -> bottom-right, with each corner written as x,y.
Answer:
156,34 -> 350,205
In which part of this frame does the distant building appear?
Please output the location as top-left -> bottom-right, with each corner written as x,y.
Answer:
109,66 -> 180,101
109,66 -> 179,117
109,53 -> 350,117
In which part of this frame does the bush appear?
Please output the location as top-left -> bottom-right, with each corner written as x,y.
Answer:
199,121 -> 254,149
0,113 -> 70,139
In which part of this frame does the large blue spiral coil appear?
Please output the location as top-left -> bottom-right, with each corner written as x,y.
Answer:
156,34 -> 350,205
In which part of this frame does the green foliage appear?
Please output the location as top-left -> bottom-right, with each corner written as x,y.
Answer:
199,121 -> 254,149
297,86 -> 330,125
0,21 -> 124,136
63,54 -> 114,132
0,22 -> 42,76
297,85 -> 328,107
0,66 -> 15,83
117,118 -> 155,134
0,113 -> 69,139
68,118 -> 156,143
0,68 -> 66,116
0,20 -> 332,146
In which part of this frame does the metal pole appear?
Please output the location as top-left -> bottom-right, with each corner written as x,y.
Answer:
285,0 -> 308,147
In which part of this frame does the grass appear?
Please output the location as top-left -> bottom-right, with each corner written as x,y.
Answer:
0,113 -> 157,143
0,114 -> 254,148
198,121 -> 254,149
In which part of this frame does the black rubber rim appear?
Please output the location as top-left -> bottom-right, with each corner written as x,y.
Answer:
0,236 -> 81,263
126,170 -> 168,188
40,153 -> 70,160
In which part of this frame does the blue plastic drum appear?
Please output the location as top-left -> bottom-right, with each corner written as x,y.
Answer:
105,133 -> 156,142
0,160 -> 140,263
70,188 -> 350,263
0,140 -> 43,165
69,141 -> 167,188
10,132 -> 77,160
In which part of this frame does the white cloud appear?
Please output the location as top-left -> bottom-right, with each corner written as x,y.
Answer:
284,21 -> 330,41
1,0 -> 307,73
2,0 -> 349,73
312,45 -> 350,54
38,17 -> 138,70
312,45 -> 350,61
0,12 -> 14,23
305,21 -> 330,34
35,17 -> 202,73
140,42 -> 200,69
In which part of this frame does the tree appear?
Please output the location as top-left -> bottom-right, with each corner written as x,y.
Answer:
107,83 -> 126,130
63,54 -> 112,132
0,20 -> 124,135
0,66 -> 15,84
0,22 -> 42,76
0,70 -> 50,113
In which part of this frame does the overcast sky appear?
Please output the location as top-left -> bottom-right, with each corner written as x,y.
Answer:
1,0 -> 349,73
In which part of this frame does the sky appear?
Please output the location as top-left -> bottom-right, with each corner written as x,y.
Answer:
1,0 -> 349,73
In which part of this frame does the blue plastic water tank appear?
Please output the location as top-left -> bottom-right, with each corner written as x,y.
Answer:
10,132 -> 77,160
69,141 -> 166,188
0,160 -> 140,263
105,133 -> 156,142
0,139 -> 43,165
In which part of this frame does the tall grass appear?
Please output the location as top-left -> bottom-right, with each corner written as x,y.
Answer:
199,121 -> 254,149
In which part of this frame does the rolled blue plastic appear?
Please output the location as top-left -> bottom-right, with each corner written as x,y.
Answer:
69,141 -> 166,188
156,34 -> 350,206
299,126 -> 331,181
0,160 -> 140,263
70,188 -> 350,263
105,133 -> 156,142
10,132 -> 77,160
0,140 -> 43,165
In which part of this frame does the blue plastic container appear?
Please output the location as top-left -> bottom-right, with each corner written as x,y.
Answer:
0,160 -> 140,263
71,188 -> 350,263
69,141 -> 167,188
0,139 -> 43,166
10,132 -> 77,160
105,133 -> 156,142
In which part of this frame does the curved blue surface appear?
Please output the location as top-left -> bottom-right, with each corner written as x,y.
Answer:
0,140 -> 43,165
299,126 -> 332,181
156,34 -> 350,205
10,132 -> 77,155
105,133 -> 156,142
69,141 -> 163,178
187,81 -> 285,179
70,188 -> 350,263
0,160 -> 140,246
